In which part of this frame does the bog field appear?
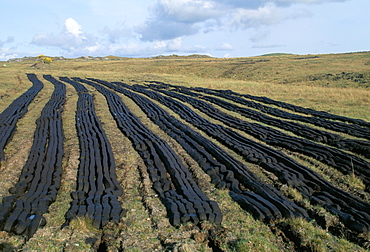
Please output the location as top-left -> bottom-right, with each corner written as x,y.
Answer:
0,52 -> 370,251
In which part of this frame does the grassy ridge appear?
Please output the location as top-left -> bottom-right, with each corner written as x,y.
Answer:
0,52 -> 369,251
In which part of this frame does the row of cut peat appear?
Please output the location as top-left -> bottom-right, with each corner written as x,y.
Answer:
181,85 -> 370,157
0,74 -> 43,161
73,77 -> 223,226
1,74 -> 370,242
56,76 -> 125,229
144,83 -> 370,190
0,74 -> 64,239
102,79 -> 370,235
86,77 -> 309,223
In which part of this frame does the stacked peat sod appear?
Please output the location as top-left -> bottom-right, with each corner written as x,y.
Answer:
147,82 -> 370,157
215,87 -> 370,128
192,87 -> 370,157
88,77 -> 309,222
113,82 -> 370,235
177,85 -> 370,158
58,77 -> 125,229
0,73 -> 43,161
146,80 -> 370,128
0,74 -> 65,239
146,84 -> 370,191
71,77 -> 222,226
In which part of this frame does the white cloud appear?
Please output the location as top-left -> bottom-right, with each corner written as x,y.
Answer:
0,37 -> 19,60
215,0 -> 347,8
149,38 -> 183,52
121,42 -> 141,55
216,42 -> 233,51
139,0 -> 224,41
137,0 -> 315,42
20,0 -> 355,59
225,2 -> 312,29
167,37 -> 183,51
153,0 -> 222,23
269,0 -> 347,4
153,41 -> 167,49
65,18 -> 83,37
138,21 -> 199,41
32,18 -> 101,56
101,22 -> 133,43
85,45 -> 101,53
227,3 -> 283,28
30,16 -> 193,57
139,38 -> 208,56
32,32 -> 97,50
0,49 -> 19,61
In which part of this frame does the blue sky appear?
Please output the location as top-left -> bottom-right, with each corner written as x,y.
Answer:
0,0 -> 369,60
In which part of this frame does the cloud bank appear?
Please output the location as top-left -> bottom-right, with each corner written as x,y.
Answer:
0,37 -> 18,60
28,0 -> 350,58
138,0 -> 318,42
32,18 -> 102,56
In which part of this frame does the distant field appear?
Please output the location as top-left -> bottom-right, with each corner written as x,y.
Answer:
0,52 -> 369,251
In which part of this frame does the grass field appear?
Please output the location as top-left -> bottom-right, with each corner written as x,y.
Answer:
0,52 -> 370,251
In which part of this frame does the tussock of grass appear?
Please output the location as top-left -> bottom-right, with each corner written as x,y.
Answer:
280,185 -> 304,202
345,173 -> 366,191
215,190 -> 284,252
280,217 -> 366,252
69,216 -> 99,233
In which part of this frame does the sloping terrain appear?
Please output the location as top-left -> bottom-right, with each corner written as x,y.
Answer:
0,53 -> 370,251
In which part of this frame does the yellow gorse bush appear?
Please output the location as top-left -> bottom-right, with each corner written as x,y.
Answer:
38,55 -> 52,64
43,57 -> 53,64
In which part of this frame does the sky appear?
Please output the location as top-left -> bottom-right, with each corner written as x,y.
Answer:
0,0 -> 369,60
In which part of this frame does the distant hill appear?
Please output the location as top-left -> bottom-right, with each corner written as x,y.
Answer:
260,53 -> 294,56
152,54 -> 212,59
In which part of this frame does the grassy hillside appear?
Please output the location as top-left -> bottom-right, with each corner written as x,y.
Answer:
3,51 -> 369,120
0,52 -> 369,251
